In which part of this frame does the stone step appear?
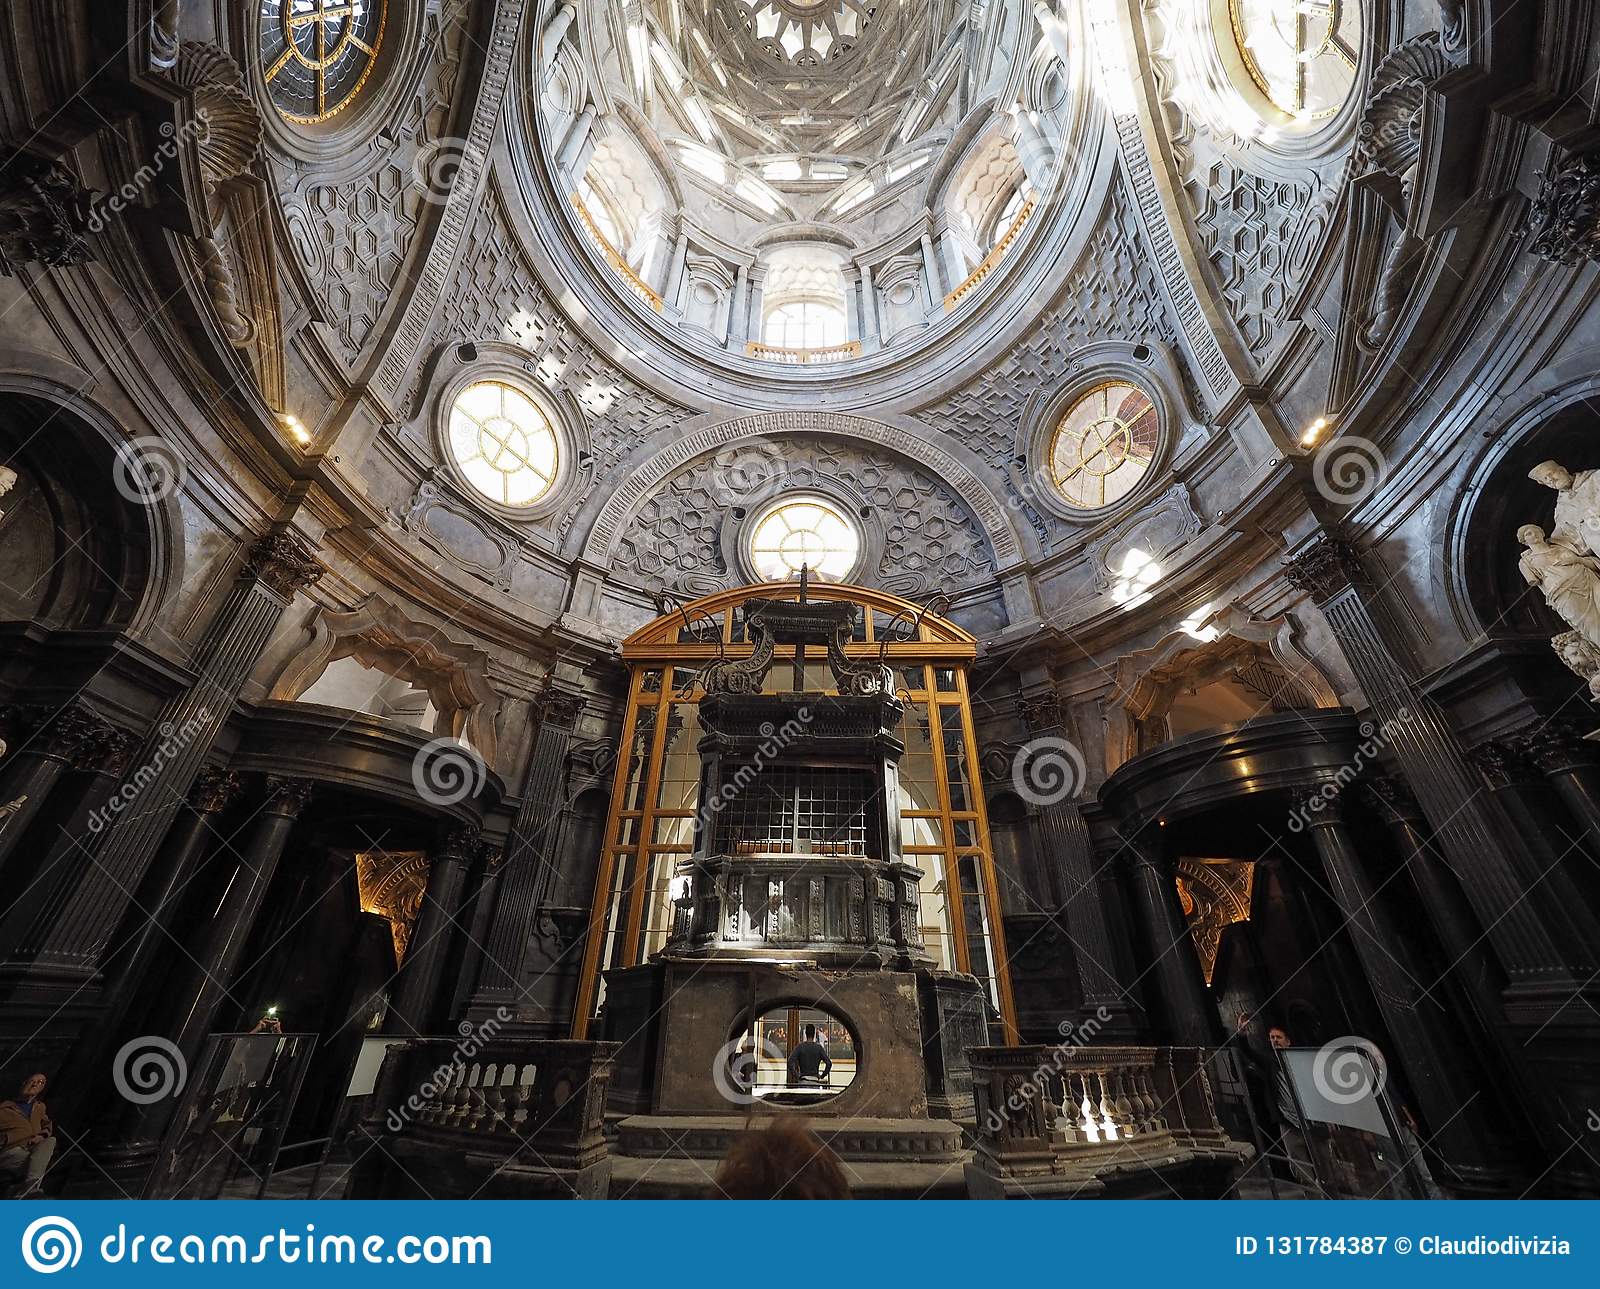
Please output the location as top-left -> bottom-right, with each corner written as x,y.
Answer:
609,1153 -> 971,1200
614,1114 -> 969,1164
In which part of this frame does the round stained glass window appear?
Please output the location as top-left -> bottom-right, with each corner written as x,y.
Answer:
1048,382 -> 1160,511
447,381 -> 561,508
1226,0 -> 1359,124
260,0 -> 388,125
747,495 -> 862,582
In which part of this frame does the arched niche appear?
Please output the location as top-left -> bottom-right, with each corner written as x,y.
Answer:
0,382 -> 177,635
1104,608 -> 1339,773
268,595 -> 503,766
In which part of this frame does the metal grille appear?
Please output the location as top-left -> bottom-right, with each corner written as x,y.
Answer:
712,765 -> 873,856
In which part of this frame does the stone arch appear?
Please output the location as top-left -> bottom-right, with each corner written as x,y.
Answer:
0,356 -> 182,636
268,594 -> 503,766
576,410 -> 1028,571
1104,607 -> 1339,772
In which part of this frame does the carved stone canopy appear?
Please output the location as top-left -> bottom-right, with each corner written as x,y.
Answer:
269,594 -> 503,766
1356,35 -> 1449,188
700,594 -> 893,699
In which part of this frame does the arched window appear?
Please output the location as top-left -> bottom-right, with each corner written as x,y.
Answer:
446,380 -> 561,508
259,0 -> 388,125
746,494 -> 862,581
1048,382 -> 1160,511
1223,0 -> 1359,125
762,300 -> 846,350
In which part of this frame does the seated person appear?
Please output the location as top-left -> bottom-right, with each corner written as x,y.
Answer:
786,1025 -> 832,1087
713,1118 -> 849,1199
0,1072 -> 56,1198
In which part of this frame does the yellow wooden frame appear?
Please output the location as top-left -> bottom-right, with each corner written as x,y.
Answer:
572,583 -> 1018,1042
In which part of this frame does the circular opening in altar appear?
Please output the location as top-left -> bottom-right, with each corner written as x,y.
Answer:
728,1006 -> 858,1105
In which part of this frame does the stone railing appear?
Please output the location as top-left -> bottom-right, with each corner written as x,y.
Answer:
348,1038 -> 617,1199
745,339 -> 864,364
965,1045 -> 1248,1198
944,193 -> 1036,312
570,193 -> 664,311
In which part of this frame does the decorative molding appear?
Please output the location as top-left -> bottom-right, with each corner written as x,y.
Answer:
1281,537 -> 1369,605
243,531 -> 324,599
1527,148 -> 1600,267
0,159 -> 96,277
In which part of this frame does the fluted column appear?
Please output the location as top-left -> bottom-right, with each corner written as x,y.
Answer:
1120,824 -> 1217,1047
100,769 -> 245,1028
467,687 -> 585,1023
1515,720 -> 1600,884
1283,539 -> 1599,996
387,824 -> 483,1035
1016,693 -> 1141,1034
1294,788 -> 1513,1190
2,533 -> 322,987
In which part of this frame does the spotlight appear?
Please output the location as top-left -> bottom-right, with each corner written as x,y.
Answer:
278,413 -> 312,446
1299,416 -> 1329,448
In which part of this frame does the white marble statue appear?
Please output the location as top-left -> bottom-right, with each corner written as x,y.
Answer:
1529,460 -> 1600,559
1519,523 -> 1600,657
0,464 -> 15,520
1552,631 -> 1600,701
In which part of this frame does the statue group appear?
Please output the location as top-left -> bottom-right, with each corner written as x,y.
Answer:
1520,461 -> 1600,699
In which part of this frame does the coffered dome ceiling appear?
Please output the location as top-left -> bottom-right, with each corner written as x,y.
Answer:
23,0 -> 1547,659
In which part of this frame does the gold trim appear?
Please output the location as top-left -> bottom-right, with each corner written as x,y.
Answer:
570,193 -> 664,311
943,193 -> 1035,312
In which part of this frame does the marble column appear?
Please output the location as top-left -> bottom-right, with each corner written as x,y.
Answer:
0,704 -> 113,873
1119,824 -> 1217,1047
2,533 -> 322,991
1016,693 -> 1142,1035
858,262 -> 880,344
1282,539 -> 1599,1001
1515,720 -> 1600,890
167,777 -> 315,1061
387,824 -> 483,1035
557,105 -> 596,174
540,2 -> 576,72
662,230 -> 689,313
919,232 -> 943,309
1293,789 -> 1513,1190
99,769 -> 245,1029
467,687 -> 585,1024
729,263 -> 749,346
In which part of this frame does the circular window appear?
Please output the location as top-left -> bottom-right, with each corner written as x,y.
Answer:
747,495 -> 862,582
259,0 -> 388,125
1048,382 -> 1160,511
446,381 -> 561,508
1224,0 -> 1359,124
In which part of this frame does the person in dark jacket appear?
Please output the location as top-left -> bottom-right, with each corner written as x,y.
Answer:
787,1025 -> 832,1086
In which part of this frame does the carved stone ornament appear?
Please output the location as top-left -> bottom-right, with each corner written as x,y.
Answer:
1016,692 -> 1064,734
244,531 -> 324,599
0,159 -> 96,278
1281,538 -> 1368,604
262,775 -> 315,818
1526,149 -> 1600,267
1356,34 -> 1449,184
1363,774 -> 1423,822
170,44 -> 263,203
189,767 -> 244,814
532,684 -> 586,728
